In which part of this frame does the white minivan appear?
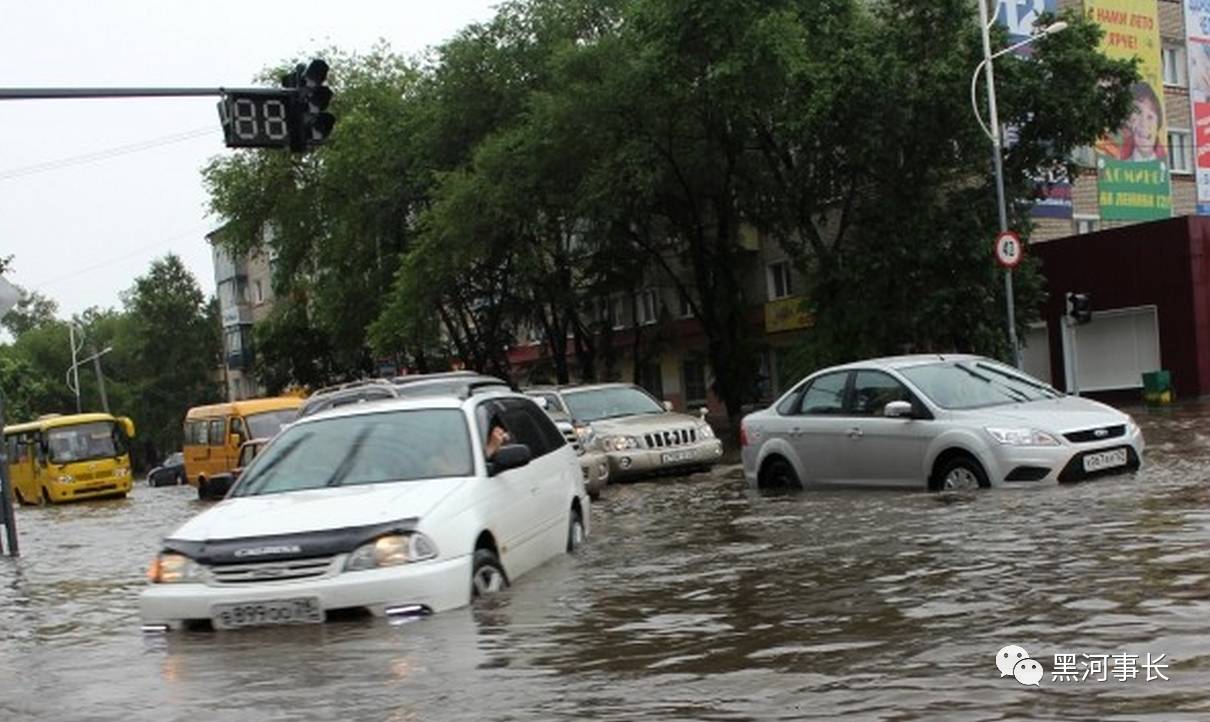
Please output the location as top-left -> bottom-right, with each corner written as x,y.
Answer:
140,388 -> 588,632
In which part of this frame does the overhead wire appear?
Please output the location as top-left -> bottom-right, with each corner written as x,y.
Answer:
0,126 -> 220,181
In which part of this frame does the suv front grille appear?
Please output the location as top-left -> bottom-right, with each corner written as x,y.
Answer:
1063,425 -> 1126,444
561,428 -> 583,453
644,427 -> 698,449
208,556 -> 337,585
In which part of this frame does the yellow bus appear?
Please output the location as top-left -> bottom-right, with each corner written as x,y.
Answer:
183,397 -> 301,492
3,413 -> 136,505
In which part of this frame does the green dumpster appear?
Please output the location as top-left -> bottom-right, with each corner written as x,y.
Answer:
1142,370 -> 1173,405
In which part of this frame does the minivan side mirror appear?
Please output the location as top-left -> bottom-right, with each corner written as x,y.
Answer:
490,444 -> 532,475
884,401 -> 915,418
119,416 -> 136,439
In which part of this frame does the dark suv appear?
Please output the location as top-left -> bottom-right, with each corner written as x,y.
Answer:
297,372 -> 511,420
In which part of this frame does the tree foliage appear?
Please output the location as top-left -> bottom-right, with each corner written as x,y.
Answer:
201,0 -> 1137,427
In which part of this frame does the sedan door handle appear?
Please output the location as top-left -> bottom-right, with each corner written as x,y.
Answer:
846,427 -> 863,439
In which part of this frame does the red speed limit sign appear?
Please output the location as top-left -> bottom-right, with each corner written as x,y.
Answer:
993,231 -> 1023,269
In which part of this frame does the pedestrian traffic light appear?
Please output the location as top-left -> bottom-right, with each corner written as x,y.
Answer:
1066,292 -> 1092,324
283,59 -> 336,152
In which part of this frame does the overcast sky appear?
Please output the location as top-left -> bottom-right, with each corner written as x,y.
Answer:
0,0 -> 499,321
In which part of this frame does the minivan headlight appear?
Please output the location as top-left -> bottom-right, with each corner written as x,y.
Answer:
600,435 -> 640,451
148,552 -> 205,584
344,533 -> 438,571
985,427 -> 1060,446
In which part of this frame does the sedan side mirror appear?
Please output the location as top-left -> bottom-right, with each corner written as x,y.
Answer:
884,401 -> 915,419
490,444 -> 533,475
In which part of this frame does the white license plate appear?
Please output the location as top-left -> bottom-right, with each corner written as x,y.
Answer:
211,597 -> 323,630
661,449 -> 694,464
1082,448 -> 1128,473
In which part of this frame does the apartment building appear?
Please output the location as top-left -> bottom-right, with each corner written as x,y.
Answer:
208,225 -> 277,401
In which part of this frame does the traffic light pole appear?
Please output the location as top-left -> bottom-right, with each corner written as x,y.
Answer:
0,392 -> 19,557
0,87 -> 287,100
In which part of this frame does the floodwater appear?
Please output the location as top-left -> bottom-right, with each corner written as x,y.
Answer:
2,403 -> 1210,721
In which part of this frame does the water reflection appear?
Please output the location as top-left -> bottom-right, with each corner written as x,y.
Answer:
1,405 -> 1210,719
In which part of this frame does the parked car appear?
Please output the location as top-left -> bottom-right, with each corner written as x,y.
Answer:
525,383 -> 723,481
147,452 -> 185,487
296,372 -> 510,420
741,354 -> 1144,491
196,438 -> 268,500
140,387 -> 588,632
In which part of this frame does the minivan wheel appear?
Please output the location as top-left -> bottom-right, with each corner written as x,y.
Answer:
567,508 -> 585,553
40,487 -> 52,505
471,549 -> 508,600
761,457 -> 802,490
936,456 -> 990,491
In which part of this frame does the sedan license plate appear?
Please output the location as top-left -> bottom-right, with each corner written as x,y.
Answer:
211,598 -> 323,630
661,449 -> 694,464
1082,448 -> 1128,474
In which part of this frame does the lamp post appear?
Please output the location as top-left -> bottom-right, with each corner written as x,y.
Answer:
971,0 -> 1067,368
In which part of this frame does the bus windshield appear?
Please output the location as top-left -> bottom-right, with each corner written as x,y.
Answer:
46,422 -> 126,464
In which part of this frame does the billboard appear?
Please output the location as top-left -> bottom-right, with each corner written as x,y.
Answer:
997,1 -> 1072,218
1186,0 -> 1210,214
1088,0 -> 1171,220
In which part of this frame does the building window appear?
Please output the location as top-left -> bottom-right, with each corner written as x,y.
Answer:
639,362 -> 663,400
1163,46 -> 1186,87
254,279 -> 264,304
1073,215 -> 1099,235
635,289 -> 658,326
767,261 -> 793,300
679,290 -> 694,318
1169,130 -> 1193,174
611,294 -> 626,330
682,360 -> 707,406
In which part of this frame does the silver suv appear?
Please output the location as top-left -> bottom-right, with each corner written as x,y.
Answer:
526,383 -> 723,480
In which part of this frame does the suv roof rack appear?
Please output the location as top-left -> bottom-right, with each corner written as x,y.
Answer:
392,370 -> 481,385
457,379 -> 515,400
308,377 -> 395,399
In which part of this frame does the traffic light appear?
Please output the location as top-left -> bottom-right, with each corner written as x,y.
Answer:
283,59 -> 336,152
1066,292 -> 1092,324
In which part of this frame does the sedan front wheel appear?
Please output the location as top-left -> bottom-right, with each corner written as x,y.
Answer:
936,456 -> 990,491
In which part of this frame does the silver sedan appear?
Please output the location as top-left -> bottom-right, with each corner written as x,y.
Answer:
741,354 -> 1144,491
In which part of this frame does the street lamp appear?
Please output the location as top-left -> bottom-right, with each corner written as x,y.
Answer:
971,1 -> 1067,369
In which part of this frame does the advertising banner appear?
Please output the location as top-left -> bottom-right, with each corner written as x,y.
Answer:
1087,0 -> 1172,220
997,1 -> 1072,218
1185,0 -> 1210,214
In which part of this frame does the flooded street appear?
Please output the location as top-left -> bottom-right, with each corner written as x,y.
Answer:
3,403 -> 1210,721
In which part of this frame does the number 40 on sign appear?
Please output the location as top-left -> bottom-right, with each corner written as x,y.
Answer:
994,231 -> 1023,269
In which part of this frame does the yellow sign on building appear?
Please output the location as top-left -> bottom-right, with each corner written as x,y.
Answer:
765,296 -> 813,333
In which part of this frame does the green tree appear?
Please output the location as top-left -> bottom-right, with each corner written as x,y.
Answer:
1,288 -> 59,338
121,254 -> 221,464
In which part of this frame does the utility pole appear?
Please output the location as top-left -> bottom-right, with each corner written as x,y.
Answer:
68,324 -> 83,413
90,343 -> 110,414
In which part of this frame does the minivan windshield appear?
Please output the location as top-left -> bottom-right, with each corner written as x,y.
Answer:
245,409 -> 299,439
563,386 -> 664,422
899,361 -> 1062,410
232,409 -> 473,497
